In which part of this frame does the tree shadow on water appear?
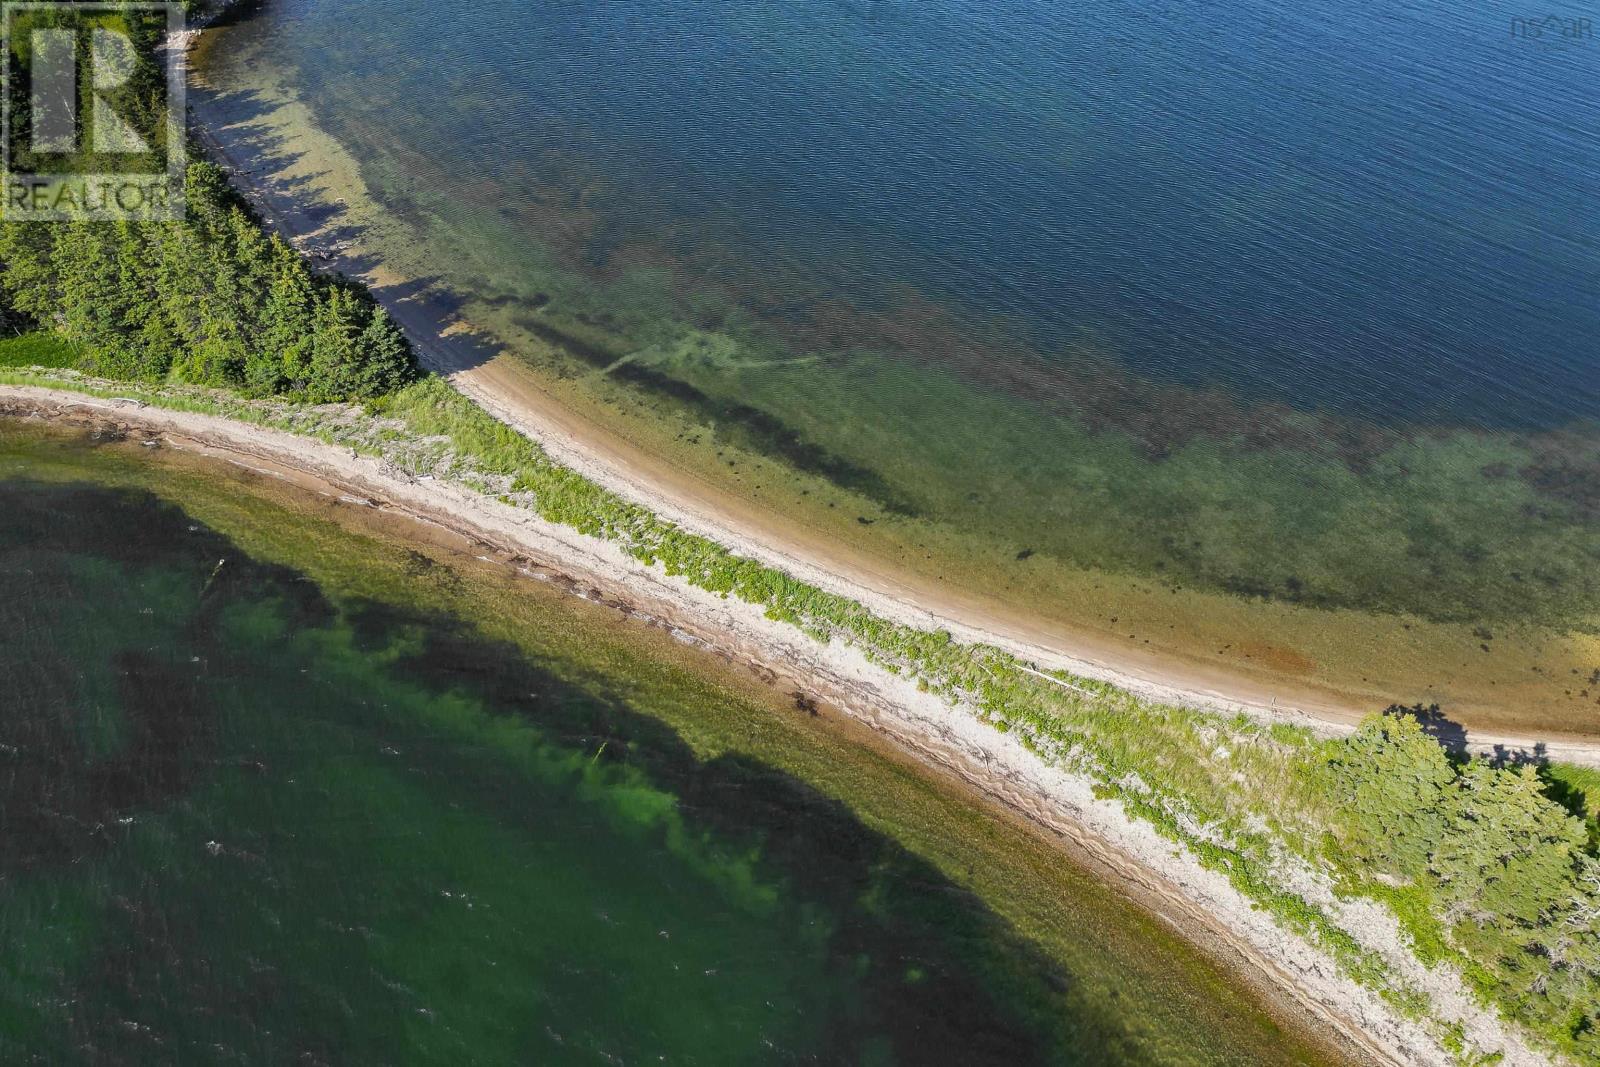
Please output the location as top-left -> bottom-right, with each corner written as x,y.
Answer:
337,597 -> 1160,1065
0,480 -> 333,874
0,475 -> 1219,1065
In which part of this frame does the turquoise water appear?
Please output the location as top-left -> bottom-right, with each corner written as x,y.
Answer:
0,424 -> 1339,1064
226,0 -> 1600,428
193,1 -> 1599,687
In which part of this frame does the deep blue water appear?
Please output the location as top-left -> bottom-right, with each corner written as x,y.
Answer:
235,0 -> 1600,429
417,0 -> 1600,427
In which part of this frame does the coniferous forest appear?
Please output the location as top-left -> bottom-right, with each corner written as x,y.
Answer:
1,7 -> 1598,1062
0,162 -> 415,402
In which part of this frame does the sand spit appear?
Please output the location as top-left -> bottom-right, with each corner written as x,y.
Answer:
0,385 -> 1567,1067
177,72 -> 1600,766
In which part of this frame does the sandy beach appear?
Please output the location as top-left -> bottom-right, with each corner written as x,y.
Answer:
0,384 -> 1565,1067
0,24 -> 1538,1061
176,100 -> 1600,768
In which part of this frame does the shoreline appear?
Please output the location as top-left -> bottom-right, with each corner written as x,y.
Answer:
446,362 -> 1600,767
0,385 -> 1557,1067
178,71 -> 1600,758
0,406 -> 1348,1066
0,19 -> 1544,1060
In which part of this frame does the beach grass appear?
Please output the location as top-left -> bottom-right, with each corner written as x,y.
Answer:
0,418 -> 1350,1065
6,366 -> 1598,1062
183,35 -> 1600,738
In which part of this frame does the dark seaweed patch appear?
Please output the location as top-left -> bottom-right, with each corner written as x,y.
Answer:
328,599 -> 1074,1063
1522,447 -> 1600,523
0,649 -> 218,874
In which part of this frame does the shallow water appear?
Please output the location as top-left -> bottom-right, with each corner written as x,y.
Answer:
192,0 -> 1600,726
0,421 -> 1342,1064
223,0 -> 1600,428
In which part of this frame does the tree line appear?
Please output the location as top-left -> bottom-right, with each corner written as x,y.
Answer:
0,163 -> 416,402
1316,712 -> 1600,1051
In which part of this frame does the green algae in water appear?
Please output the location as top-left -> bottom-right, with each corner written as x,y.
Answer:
191,3 -> 1600,636
0,424 -> 1342,1065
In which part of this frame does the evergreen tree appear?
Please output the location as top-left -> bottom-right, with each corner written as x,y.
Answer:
0,222 -> 59,326
0,159 -> 417,399
249,248 -> 315,395
1432,762 -> 1587,929
1320,714 -> 1600,1055
1317,713 -> 1455,880
355,306 -> 413,398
